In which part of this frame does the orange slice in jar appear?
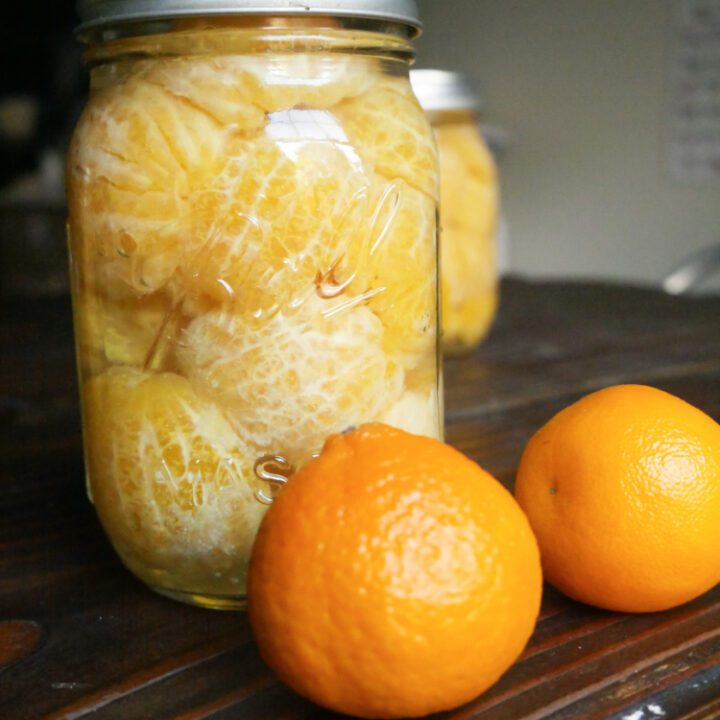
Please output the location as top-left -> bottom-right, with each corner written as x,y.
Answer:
145,54 -> 375,118
83,366 -> 266,591
73,286 -> 175,377
176,293 -> 404,468
141,57 -> 267,127
178,127 -> 370,317
67,76 -> 233,296
436,122 -> 498,348
242,54 -> 376,111
338,177 -> 438,370
378,388 -> 442,440
334,77 -> 439,202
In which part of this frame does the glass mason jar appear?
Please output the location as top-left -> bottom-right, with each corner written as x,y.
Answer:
67,0 -> 441,609
411,70 -> 499,353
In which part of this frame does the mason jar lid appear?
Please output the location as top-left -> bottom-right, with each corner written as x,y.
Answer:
410,69 -> 480,112
76,0 -> 422,35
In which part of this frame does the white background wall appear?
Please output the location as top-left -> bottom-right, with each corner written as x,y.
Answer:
415,0 -> 720,286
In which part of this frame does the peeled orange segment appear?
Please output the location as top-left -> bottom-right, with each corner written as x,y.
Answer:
379,388 -> 442,440
436,123 -> 497,232
443,293 -> 498,350
83,366 -> 266,594
436,122 -> 498,348
74,287 -> 174,376
142,58 -> 267,128
176,294 -> 404,467
341,178 -> 438,369
147,54 -> 374,119
241,54 -> 376,111
179,123 -> 370,316
334,78 -> 439,201
67,76 -> 229,295
403,350 -> 440,391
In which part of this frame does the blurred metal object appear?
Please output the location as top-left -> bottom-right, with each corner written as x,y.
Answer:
410,69 -> 511,161
662,245 -> 720,295
0,97 -> 39,143
76,0 -> 422,34
1,150 -> 68,297
0,203 -> 68,297
410,69 -> 479,112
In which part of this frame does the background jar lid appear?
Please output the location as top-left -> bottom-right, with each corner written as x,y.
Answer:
76,0 -> 422,35
410,69 -> 480,113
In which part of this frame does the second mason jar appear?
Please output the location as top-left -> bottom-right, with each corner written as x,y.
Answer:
67,1 -> 441,609
411,69 -> 499,353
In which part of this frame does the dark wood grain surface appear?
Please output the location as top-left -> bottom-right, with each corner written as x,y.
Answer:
2,278 -> 720,719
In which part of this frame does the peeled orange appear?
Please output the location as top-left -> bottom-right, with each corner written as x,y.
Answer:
83,366 -> 265,598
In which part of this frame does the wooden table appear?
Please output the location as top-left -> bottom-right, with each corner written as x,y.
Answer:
2,279 -> 720,719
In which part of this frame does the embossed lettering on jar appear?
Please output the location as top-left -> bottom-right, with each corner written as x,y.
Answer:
67,1 -> 441,609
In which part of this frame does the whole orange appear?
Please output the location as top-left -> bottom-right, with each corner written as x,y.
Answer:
248,424 -> 542,719
515,384 -> 720,613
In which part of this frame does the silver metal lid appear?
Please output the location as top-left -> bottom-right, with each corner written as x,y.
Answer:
410,69 -> 479,112
76,0 -> 422,34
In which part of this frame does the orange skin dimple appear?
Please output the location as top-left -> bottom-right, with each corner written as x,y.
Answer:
515,384 -> 720,613
248,424 -> 542,719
